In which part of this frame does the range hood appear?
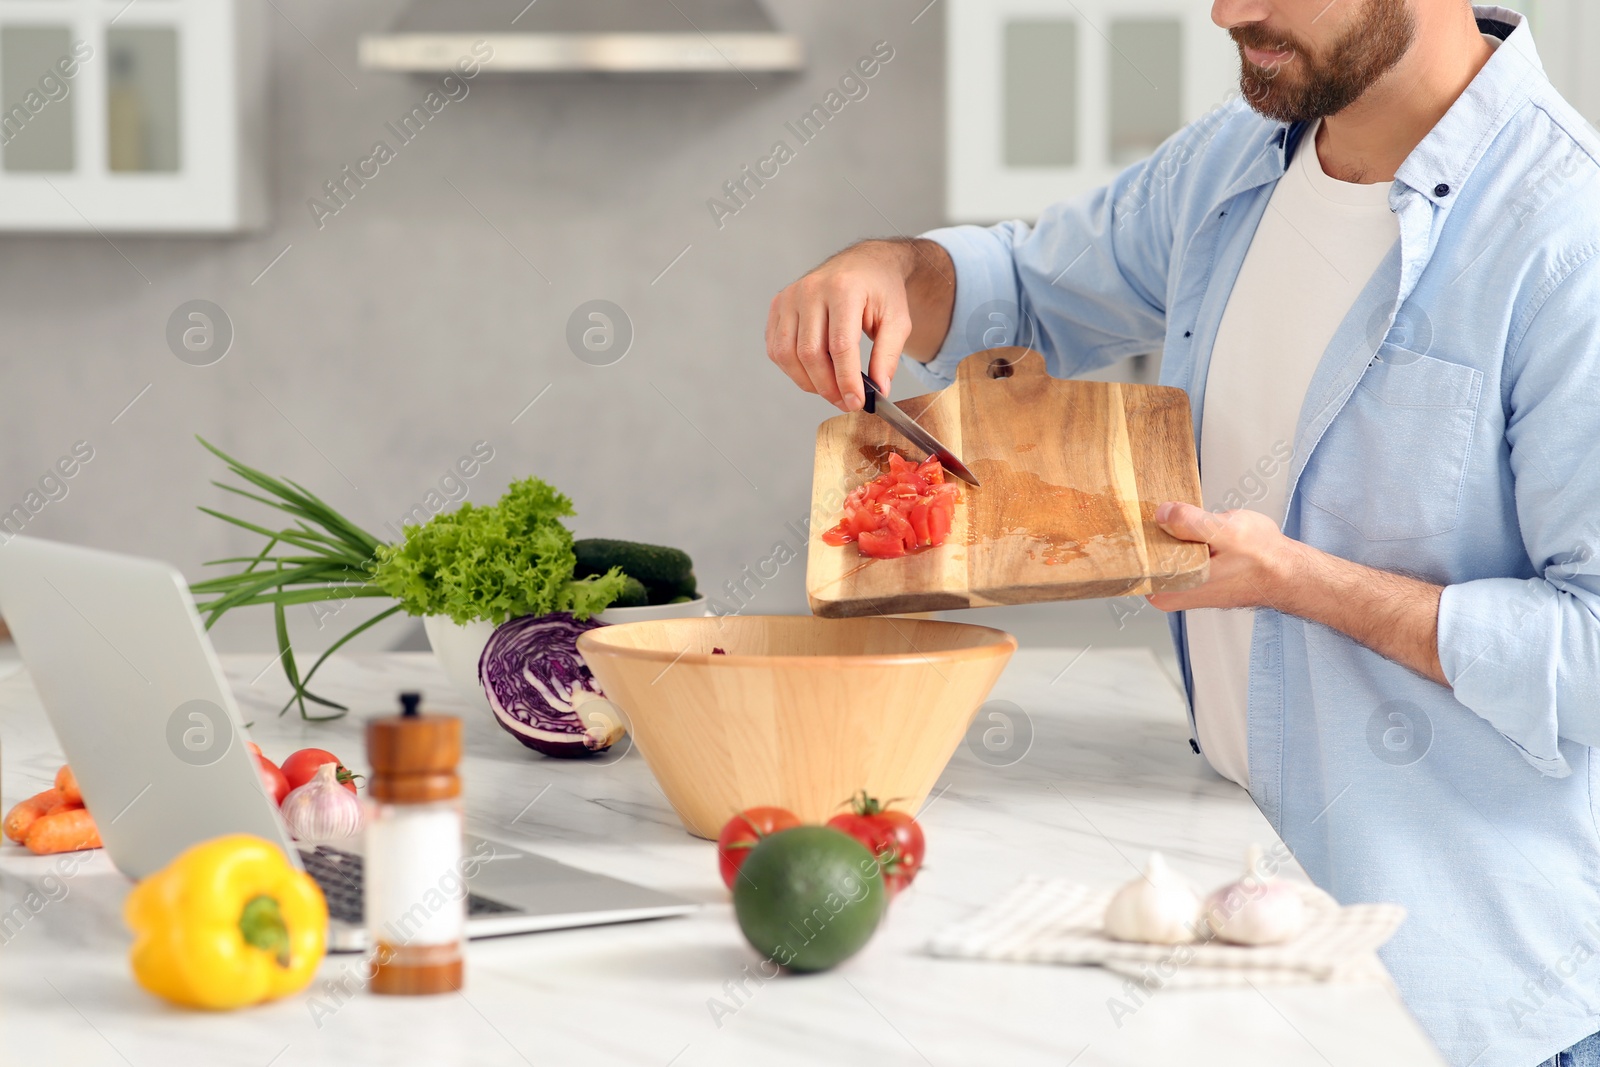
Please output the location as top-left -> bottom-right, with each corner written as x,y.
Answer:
359,0 -> 805,74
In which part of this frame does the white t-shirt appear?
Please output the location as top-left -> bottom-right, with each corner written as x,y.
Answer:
1187,120 -> 1400,788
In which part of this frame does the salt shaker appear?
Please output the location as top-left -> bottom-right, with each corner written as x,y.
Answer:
364,691 -> 464,994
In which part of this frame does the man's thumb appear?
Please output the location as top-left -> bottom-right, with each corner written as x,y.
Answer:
1154,501 -> 1219,544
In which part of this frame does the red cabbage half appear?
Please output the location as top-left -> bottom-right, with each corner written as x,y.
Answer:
478,612 -> 622,758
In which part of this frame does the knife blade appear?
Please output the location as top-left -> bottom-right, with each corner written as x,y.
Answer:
860,373 -> 980,486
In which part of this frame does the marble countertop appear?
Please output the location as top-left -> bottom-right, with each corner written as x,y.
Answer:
0,647 -> 1443,1066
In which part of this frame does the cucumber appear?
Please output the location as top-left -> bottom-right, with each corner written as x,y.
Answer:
574,539 -> 696,601
646,569 -> 696,604
610,575 -> 649,609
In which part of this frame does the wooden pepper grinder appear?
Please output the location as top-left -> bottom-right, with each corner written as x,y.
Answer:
365,691 -> 464,995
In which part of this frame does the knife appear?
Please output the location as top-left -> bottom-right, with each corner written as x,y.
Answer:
859,372 -> 980,486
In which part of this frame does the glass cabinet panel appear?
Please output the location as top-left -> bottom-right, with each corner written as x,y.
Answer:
2,25 -> 75,173
1109,18 -> 1183,165
107,26 -> 181,172
1004,19 -> 1077,167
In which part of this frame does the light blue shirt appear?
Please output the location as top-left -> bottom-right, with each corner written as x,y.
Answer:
908,9 -> 1600,1065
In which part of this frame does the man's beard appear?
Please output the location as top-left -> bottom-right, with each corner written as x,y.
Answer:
1233,0 -> 1417,123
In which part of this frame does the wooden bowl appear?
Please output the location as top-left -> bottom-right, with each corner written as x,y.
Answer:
576,615 -> 1017,838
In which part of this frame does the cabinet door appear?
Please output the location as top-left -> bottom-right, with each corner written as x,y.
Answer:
948,0 -> 1237,223
0,0 -> 262,232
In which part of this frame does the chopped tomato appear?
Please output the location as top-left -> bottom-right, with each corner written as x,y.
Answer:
857,528 -> 908,558
928,493 -> 954,543
908,501 -> 931,544
882,507 -> 914,548
823,455 -> 962,559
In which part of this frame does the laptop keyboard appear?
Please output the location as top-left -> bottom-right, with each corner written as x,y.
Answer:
299,845 -> 520,926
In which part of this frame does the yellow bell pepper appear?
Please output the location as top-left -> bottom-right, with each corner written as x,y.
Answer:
125,834 -> 328,1010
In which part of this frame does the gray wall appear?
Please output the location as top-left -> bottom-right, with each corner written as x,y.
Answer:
18,4 -> 1570,665
0,1 -> 960,656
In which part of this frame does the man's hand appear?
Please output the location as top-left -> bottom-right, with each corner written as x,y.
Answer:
1145,503 -> 1297,612
766,238 -> 955,412
1146,501 -> 1448,686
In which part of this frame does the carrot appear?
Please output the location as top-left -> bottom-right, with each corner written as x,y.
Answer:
54,765 -> 82,805
4,789 -> 61,843
24,807 -> 101,855
42,793 -> 84,816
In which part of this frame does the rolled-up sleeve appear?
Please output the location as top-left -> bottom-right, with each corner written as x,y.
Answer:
903,104 -> 1239,390
1438,253 -> 1600,778
910,220 -> 1040,386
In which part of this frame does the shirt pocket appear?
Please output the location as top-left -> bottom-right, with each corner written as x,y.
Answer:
1301,346 -> 1484,541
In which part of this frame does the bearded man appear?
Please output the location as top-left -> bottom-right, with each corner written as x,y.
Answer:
765,4 -> 1600,1065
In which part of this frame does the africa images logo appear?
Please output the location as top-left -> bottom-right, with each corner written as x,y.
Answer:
165,699 -> 233,767
1365,700 -> 1431,766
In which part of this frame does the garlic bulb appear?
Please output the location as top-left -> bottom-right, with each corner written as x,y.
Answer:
1202,845 -> 1306,946
1103,852 -> 1202,944
279,762 -> 363,845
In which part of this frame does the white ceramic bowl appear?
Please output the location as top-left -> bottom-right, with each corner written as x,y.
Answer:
422,615 -> 496,714
593,597 -> 709,625
423,597 -> 709,712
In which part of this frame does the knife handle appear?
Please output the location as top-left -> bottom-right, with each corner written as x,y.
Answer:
860,371 -> 877,414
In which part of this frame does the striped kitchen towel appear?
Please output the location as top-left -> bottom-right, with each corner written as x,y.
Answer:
927,878 -> 1406,987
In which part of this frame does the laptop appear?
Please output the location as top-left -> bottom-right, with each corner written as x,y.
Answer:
0,535 -> 696,951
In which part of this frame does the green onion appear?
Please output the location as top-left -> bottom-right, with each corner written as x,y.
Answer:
193,437 -> 389,719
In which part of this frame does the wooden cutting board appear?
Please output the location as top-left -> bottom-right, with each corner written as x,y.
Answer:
806,348 -> 1208,618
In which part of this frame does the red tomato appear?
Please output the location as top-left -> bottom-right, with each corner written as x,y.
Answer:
245,741 -> 263,759
255,755 -> 290,806
869,809 -> 926,891
826,793 -> 926,896
822,455 -> 962,559
716,807 -> 801,889
280,748 -> 359,793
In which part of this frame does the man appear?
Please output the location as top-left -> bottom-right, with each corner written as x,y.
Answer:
766,3 -> 1600,1065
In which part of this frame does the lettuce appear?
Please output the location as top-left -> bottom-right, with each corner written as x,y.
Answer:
371,477 -> 626,625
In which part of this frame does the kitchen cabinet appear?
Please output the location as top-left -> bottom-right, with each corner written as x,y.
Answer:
0,0 -> 265,232
946,0 -> 1238,223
